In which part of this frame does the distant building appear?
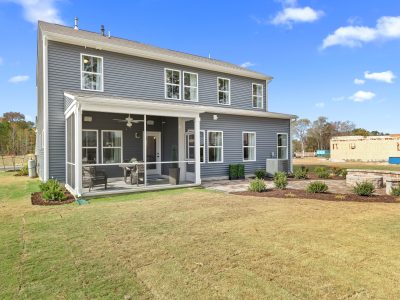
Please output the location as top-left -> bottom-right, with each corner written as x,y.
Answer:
330,135 -> 400,162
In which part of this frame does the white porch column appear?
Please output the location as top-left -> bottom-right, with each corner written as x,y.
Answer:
74,103 -> 83,196
144,114 -> 147,187
178,117 -> 186,180
194,115 -> 201,184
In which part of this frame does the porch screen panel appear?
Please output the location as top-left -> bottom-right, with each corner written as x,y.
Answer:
66,114 -> 76,189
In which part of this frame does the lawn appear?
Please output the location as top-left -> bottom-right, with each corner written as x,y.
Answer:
1,172 -> 400,299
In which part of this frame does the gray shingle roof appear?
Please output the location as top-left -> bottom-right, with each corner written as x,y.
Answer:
39,21 -> 272,80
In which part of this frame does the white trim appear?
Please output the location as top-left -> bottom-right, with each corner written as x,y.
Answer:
242,131 -> 256,162
207,130 -> 224,163
82,129 -> 99,165
42,30 -> 272,81
164,68 -> 181,100
185,130 -> 195,161
101,130 -> 123,164
183,71 -> 199,102
277,132 -> 289,160
290,121 -> 293,172
43,35 -> 49,181
194,116 -> 201,184
252,83 -> 263,109
80,53 -> 104,92
64,99 -> 77,117
75,104 -> 83,196
200,130 -> 205,164
217,77 -> 231,105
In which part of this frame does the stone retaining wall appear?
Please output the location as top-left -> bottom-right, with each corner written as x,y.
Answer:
347,169 -> 400,186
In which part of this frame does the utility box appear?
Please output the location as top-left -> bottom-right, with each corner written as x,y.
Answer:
28,159 -> 37,178
266,159 -> 287,177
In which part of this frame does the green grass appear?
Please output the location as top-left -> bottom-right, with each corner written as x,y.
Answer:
1,172 -> 400,299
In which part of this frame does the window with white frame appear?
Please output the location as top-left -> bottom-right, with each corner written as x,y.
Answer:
165,69 -> 181,99
277,133 -> 288,159
200,130 -> 205,163
82,130 -> 98,164
185,131 -> 195,160
243,132 -> 256,161
208,131 -> 223,163
217,78 -> 230,105
102,130 -> 122,163
183,72 -> 198,101
81,54 -> 103,91
252,83 -> 263,108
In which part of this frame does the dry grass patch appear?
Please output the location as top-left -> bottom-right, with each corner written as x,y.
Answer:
1,172 -> 400,299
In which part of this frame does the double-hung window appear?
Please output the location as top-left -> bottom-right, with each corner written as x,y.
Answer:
217,77 -> 230,105
185,130 -> 205,163
82,130 -> 98,164
183,72 -> 198,101
165,69 -> 181,99
252,83 -> 263,108
208,131 -> 223,163
277,133 -> 288,160
81,54 -> 103,91
102,130 -> 123,163
243,132 -> 256,161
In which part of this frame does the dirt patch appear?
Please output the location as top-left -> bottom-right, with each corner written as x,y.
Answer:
31,191 -> 75,206
233,188 -> 400,203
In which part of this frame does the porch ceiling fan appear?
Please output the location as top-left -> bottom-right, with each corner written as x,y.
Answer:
113,114 -> 144,128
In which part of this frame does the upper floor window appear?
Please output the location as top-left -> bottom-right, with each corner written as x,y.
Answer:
183,72 -> 198,101
165,69 -> 181,100
277,133 -> 288,160
217,77 -> 230,105
81,54 -> 103,91
252,83 -> 263,108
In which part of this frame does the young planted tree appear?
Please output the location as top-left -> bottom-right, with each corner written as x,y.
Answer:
292,118 -> 311,157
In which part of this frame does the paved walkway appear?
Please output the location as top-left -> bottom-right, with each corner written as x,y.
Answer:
202,178 -> 386,195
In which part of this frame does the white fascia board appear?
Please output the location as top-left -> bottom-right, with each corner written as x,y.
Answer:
44,31 -> 271,81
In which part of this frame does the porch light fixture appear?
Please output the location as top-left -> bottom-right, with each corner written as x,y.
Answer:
213,114 -> 218,121
135,132 -> 141,139
83,116 -> 92,122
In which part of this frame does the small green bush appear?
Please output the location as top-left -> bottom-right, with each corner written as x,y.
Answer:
39,179 -> 66,201
249,178 -> 266,192
340,169 -> 348,178
274,172 -> 288,190
391,186 -> 400,197
18,164 -> 28,176
294,166 -> 308,179
353,181 -> 375,197
254,169 -> 266,179
237,164 -> 245,179
306,181 -> 329,193
332,167 -> 347,178
229,164 -> 245,180
315,167 -> 330,179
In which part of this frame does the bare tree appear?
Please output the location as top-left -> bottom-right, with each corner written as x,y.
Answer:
292,118 -> 311,157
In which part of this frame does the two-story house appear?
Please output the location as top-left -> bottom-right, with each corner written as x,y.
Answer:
36,20 -> 295,197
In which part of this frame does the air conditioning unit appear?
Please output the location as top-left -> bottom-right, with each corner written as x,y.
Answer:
266,159 -> 287,177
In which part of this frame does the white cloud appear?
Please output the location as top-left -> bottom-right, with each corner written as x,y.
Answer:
321,16 -> 400,49
240,62 -> 255,68
332,96 -> 345,102
10,0 -> 64,24
364,70 -> 395,83
8,75 -> 29,83
354,78 -> 365,85
315,102 -> 325,108
272,6 -> 324,26
349,90 -> 376,102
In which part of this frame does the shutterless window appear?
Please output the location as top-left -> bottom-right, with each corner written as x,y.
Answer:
183,72 -> 198,101
82,130 -> 98,165
81,54 -> 103,91
217,78 -> 230,105
165,69 -> 181,100
185,131 -> 195,160
277,133 -> 288,159
252,83 -> 263,108
200,130 -> 205,163
208,131 -> 223,163
243,132 -> 256,161
102,130 -> 123,163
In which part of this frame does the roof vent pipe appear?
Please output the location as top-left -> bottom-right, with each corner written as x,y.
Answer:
100,25 -> 105,36
74,17 -> 79,30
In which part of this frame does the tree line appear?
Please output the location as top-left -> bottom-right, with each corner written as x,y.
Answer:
292,116 -> 388,155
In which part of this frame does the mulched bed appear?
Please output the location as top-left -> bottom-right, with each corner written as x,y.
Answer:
31,191 -> 76,206
288,174 -> 344,181
233,188 -> 400,203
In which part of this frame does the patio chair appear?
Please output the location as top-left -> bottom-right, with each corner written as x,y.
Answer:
130,163 -> 145,186
82,166 -> 108,192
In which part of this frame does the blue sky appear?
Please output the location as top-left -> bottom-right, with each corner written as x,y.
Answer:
0,0 -> 399,133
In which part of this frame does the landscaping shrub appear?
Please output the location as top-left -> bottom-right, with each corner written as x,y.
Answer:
39,179 -> 67,201
254,169 -> 266,179
332,167 -> 347,178
17,164 -> 28,176
353,181 -> 375,197
237,164 -> 245,179
391,186 -> 400,197
274,172 -> 288,189
248,178 -> 266,192
294,166 -> 308,179
315,167 -> 330,179
229,164 -> 245,180
306,181 -> 329,193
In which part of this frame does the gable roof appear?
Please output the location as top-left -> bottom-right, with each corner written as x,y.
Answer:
39,21 -> 272,81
